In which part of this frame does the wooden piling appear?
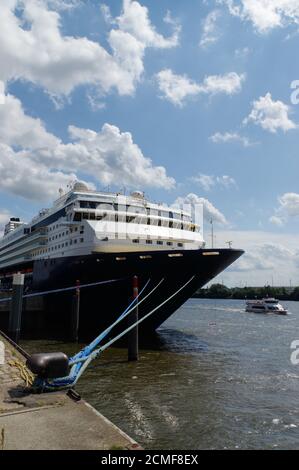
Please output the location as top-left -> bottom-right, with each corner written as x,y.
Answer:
128,275 -> 139,361
8,273 -> 24,344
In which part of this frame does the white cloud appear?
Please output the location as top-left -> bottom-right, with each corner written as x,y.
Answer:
0,0 -> 179,99
0,143 -> 81,201
173,193 -> 228,225
0,90 -> 175,201
192,174 -> 215,191
116,0 -> 180,48
269,215 -> 284,226
220,0 -> 299,34
214,230 -> 299,286
46,0 -> 82,10
210,131 -> 254,146
0,210 -> 10,229
45,123 -> 176,190
155,69 -> 201,107
0,92 -> 59,149
278,192 -> 299,217
199,9 -> 221,48
191,173 -> 237,191
199,72 -> 245,95
244,93 -> 297,133
155,69 -> 245,106
270,192 -> 299,224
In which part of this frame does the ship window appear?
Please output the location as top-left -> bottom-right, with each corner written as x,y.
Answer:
74,239 -> 77,244
146,240 -> 153,244
83,213 -> 88,219
167,241 -> 173,246
178,243 -> 183,247
157,241 -> 163,245
74,212 -> 82,222
75,227 -> 78,232
132,239 -> 139,243
65,242 -> 68,247
70,240 -> 73,245
149,208 -> 159,217
80,238 -> 84,243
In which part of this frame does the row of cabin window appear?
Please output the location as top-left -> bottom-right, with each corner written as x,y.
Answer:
48,226 -> 84,242
79,201 -> 185,220
73,212 -> 194,230
33,238 -> 84,256
132,239 -> 183,247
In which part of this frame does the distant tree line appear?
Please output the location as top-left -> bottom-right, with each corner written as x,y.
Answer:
193,283 -> 299,301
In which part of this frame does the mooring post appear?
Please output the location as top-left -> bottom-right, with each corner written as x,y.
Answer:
70,280 -> 80,342
8,272 -> 25,344
128,275 -> 139,361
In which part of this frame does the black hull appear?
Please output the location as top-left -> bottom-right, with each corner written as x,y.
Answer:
0,248 -> 243,340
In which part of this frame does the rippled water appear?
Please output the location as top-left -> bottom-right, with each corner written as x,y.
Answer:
22,299 -> 299,449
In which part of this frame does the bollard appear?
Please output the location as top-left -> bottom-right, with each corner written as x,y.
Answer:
128,276 -> 139,361
8,273 -> 25,344
70,280 -> 80,342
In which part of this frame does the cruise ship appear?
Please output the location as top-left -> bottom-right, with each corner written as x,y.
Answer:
0,183 -> 243,339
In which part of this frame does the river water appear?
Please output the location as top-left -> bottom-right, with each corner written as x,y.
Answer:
22,298 -> 299,449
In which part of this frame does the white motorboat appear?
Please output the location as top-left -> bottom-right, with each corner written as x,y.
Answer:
245,298 -> 288,315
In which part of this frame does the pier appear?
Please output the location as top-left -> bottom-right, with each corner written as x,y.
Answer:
0,331 -> 141,450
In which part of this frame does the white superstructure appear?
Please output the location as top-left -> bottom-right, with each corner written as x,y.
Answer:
0,183 -> 204,271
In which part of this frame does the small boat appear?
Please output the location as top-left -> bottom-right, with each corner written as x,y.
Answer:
245,298 -> 288,315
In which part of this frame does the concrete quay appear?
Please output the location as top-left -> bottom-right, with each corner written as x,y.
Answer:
0,331 -> 141,450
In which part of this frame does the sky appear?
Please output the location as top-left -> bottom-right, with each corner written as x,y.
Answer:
1,0 -> 299,286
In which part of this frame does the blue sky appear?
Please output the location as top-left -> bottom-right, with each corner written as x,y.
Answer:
1,0 -> 299,286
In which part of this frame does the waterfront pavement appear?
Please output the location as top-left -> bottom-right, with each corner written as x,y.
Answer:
0,332 -> 141,450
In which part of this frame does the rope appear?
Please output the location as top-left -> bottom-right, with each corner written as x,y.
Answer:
70,276 -> 195,387
0,329 -> 30,360
70,277 -> 163,365
23,277 -> 125,299
0,277 -> 126,303
0,297 -> 12,303
101,275 -> 195,353
8,359 -> 34,387
36,275 -> 195,391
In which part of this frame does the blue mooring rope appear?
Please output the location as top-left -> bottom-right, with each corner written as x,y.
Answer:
34,276 -> 195,391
